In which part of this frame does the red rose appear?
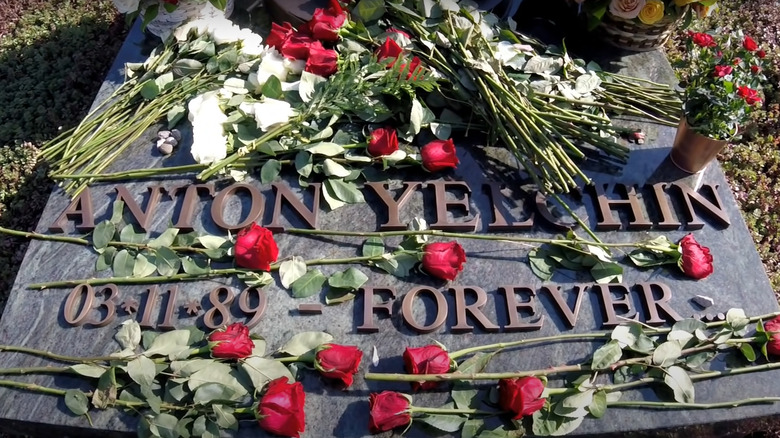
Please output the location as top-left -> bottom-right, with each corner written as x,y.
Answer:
305,42 -> 338,77
732,57 -> 742,66
758,49 -> 767,58
763,316 -> 780,356
399,56 -> 423,80
751,65 -> 761,74
713,65 -> 733,77
422,241 -> 466,281
367,127 -> 398,156
267,22 -> 294,51
499,377 -> 546,419
743,35 -> 758,52
306,1 -> 346,42
258,378 -> 306,438
208,323 -> 254,359
377,37 -> 403,62
737,85 -> 762,105
691,32 -> 716,48
421,138 -> 459,172
281,32 -> 315,60
314,344 -> 363,387
403,345 -> 452,390
368,392 -> 412,433
677,234 -> 714,279
234,223 -> 279,271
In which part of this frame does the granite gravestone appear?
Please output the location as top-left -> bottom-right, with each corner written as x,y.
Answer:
0,4 -> 778,438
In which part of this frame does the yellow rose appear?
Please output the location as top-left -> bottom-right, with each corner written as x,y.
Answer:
674,0 -> 700,6
638,0 -> 665,24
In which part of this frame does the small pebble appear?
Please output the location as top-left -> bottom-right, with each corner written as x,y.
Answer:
164,137 -> 178,148
691,295 -> 714,309
156,139 -> 173,155
170,129 -> 182,141
157,130 -> 171,140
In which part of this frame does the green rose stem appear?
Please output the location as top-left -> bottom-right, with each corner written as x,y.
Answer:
0,345 -> 210,364
27,254 -> 389,290
608,398 -> 780,410
408,406 -> 497,416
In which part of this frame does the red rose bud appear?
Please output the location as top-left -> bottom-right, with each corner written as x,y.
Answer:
399,56 -> 423,80
377,37 -> 403,62
314,344 -> 363,387
281,32 -> 315,60
732,57 -> 742,65
421,138 -> 459,172
305,42 -> 338,77
737,85 -> 762,105
367,127 -> 399,156
267,22 -> 294,51
751,65 -> 761,74
498,377 -> 547,419
208,323 -> 254,359
713,65 -> 732,77
403,345 -> 452,391
234,223 -> 279,271
258,378 -> 306,438
763,316 -> 780,356
677,234 -> 714,279
743,35 -> 758,51
758,49 -> 767,58
306,3 -> 346,42
422,241 -> 466,281
691,32 -> 716,48
368,391 -> 412,433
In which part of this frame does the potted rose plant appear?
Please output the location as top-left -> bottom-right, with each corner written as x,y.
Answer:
572,0 -> 717,50
670,30 -> 768,173
112,0 -> 233,40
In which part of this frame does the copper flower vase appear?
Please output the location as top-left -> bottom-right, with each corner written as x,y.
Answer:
669,117 -> 728,173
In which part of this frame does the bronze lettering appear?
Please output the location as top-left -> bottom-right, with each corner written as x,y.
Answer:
158,286 -> 179,330
49,188 -> 95,232
590,184 -> 652,231
297,303 -> 323,315
139,286 -> 162,329
115,185 -> 166,232
401,286 -> 448,334
647,183 -> 681,230
357,286 -> 396,333
636,282 -> 683,325
592,283 -> 638,327
541,284 -> 589,328
671,183 -> 731,229
267,183 -> 321,231
210,183 -> 265,231
171,184 -> 215,230
63,284 -> 96,327
365,182 -> 422,230
483,182 -> 534,232
450,286 -> 500,333
534,193 -> 576,231
90,284 -> 120,328
427,181 -> 479,231
239,287 -> 267,328
500,286 -> 545,332
203,287 -> 235,329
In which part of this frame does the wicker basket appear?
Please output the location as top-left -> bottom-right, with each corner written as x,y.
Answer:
598,6 -> 689,51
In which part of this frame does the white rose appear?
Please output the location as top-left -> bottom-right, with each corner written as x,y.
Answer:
239,29 -> 265,57
208,18 -> 243,45
253,98 -> 294,131
112,0 -> 140,14
283,58 -> 306,76
188,92 -> 228,165
609,0 -> 647,19
249,50 -> 289,90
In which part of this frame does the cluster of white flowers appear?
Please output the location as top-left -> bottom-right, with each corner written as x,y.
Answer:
239,98 -> 296,132
173,16 -> 264,57
188,91 -> 228,165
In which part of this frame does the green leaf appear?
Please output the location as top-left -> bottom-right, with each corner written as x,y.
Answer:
64,389 -> 89,416
299,70 -> 327,103
726,308 -> 750,332
181,256 -> 210,275
610,324 -> 654,354
115,320 -> 141,351
362,237 -> 384,257
375,252 -> 418,278
175,231 -> 199,247
261,75 -> 283,99
167,104 -> 186,128
628,249 -> 678,268
531,408 -> 584,436
664,366 -> 695,403
92,221 -> 116,250
96,246 -> 117,271
672,318 -> 708,334
144,330 -> 193,359
140,79 -> 160,100
113,249 -> 135,278
529,248 -> 555,281
328,268 -> 369,291
306,142 -> 345,157
461,419 -> 482,438
69,364 -> 106,379
279,331 -> 333,356
279,257 -> 307,289
556,389 -> 593,418
127,356 -> 157,388
213,405 -> 238,430
291,269 -> 327,298
188,363 -> 248,399
323,159 -> 352,178
261,159 -> 282,184
652,341 -> 682,367
120,224 -> 146,244
149,228 -> 179,249
194,383 -> 237,405
740,343 -> 757,362
198,235 -> 228,250
408,98 -> 425,136
452,382 -> 480,410
171,59 -> 203,77
455,351 -> 496,374
588,390 -> 608,418
295,151 -> 313,177
240,357 -> 294,391
417,414 -> 465,433
591,340 -> 622,369
155,247 -> 182,277
324,179 -> 365,204
150,413 -> 179,438
354,0 -> 387,22
325,289 -> 357,305
590,261 -> 622,284
133,253 -> 158,278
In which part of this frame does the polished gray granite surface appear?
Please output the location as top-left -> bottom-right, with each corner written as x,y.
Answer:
0,11 -> 777,438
